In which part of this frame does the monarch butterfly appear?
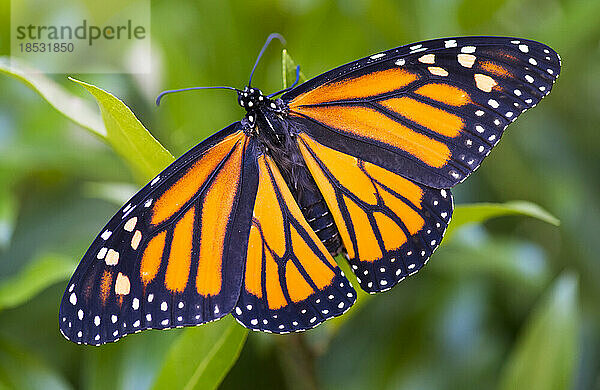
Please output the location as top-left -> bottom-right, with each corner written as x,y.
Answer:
60,35 -> 560,345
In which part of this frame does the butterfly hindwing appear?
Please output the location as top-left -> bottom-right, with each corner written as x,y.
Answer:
284,36 -> 561,189
232,151 -> 357,333
59,123 -> 257,345
297,133 -> 453,293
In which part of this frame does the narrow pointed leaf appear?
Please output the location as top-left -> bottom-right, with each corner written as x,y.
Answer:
69,77 -> 174,182
282,50 -> 307,89
445,201 -> 560,240
0,57 -> 105,136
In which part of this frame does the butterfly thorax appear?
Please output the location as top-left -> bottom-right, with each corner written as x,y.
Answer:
237,87 -> 342,255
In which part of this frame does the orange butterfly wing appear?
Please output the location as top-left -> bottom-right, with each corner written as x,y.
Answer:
284,37 -> 561,189
232,153 -> 356,332
59,124 -> 257,345
298,134 -> 453,292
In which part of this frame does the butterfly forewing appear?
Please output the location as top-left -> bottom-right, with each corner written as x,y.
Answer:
59,123 -> 257,345
284,36 -> 561,188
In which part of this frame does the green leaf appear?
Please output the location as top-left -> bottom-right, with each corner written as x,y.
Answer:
69,77 -> 174,182
152,316 -> 248,390
498,272 -> 579,390
445,201 -> 560,240
281,49 -> 308,89
0,57 -> 105,137
0,254 -> 75,310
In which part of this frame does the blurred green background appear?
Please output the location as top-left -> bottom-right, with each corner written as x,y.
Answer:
0,0 -> 598,389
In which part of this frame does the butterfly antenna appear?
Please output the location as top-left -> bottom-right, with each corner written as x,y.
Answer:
268,65 -> 301,98
248,33 -> 286,87
155,86 -> 241,106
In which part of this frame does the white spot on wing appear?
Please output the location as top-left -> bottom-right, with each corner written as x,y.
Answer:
428,67 -> 448,77
97,247 -> 108,260
418,54 -> 435,64
131,230 -> 142,250
444,39 -> 457,48
457,54 -> 476,68
124,217 -> 137,232
115,273 -> 131,295
474,73 -> 497,92
105,249 -> 119,266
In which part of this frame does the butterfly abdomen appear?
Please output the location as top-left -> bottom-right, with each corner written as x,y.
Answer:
270,142 -> 343,256
301,197 -> 342,255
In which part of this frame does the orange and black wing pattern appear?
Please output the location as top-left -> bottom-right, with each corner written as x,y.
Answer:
232,152 -> 356,333
59,36 -> 561,343
298,133 -> 453,293
284,36 -> 561,189
59,123 -> 257,345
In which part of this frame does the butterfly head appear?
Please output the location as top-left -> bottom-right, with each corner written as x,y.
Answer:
238,87 -> 268,111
